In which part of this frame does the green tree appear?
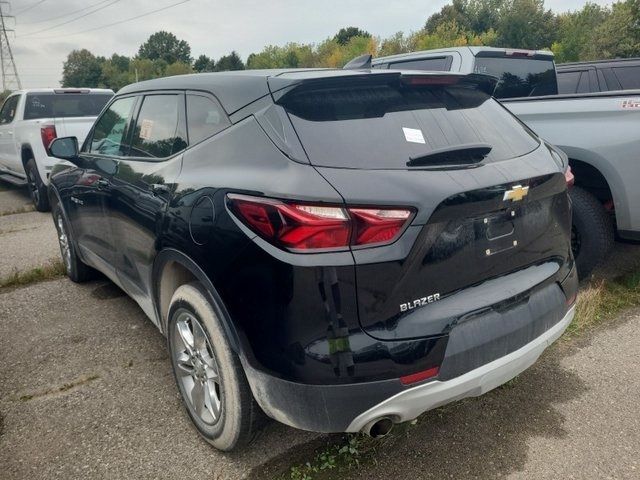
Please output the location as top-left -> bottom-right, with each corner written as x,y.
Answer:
378,32 -> 411,56
586,0 -> 640,59
165,61 -> 193,76
100,54 -> 130,91
497,0 -> 557,50
215,51 -> 245,71
425,0 -> 471,33
138,31 -> 192,65
333,27 -> 371,45
61,49 -> 104,87
193,54 -> 214,72
552,3 -> 608,63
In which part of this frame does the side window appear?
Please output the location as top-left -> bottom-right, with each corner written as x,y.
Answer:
129,94 -> 187,159
0,95 -> 20,124
557,71 -> 581,94
90,96 -> 136,156
576,71 -> 590,93
612,66 -> 640,89
602,68 -> 621,91
389,56 -> 453,72
186,94 -> 230,144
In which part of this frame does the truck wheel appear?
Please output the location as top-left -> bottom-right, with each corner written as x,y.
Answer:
570,186 -> 614,280
25,158 -> 50,212
167,282 -> 264,451
52,202 -> 95,282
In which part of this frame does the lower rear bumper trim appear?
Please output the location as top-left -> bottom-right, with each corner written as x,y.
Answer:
345,305 -> 575,432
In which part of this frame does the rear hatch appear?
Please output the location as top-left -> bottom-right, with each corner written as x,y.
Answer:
271,71 -> 571,340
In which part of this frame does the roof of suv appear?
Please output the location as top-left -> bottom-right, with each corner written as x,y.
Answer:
373,46 -> 554,65
11,88 -> 113,95
558,57 -> 640,69
116,68 -> 473,115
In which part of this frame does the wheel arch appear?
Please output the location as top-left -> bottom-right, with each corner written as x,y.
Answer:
152,248 -> 242,355
20,143 -> 34,169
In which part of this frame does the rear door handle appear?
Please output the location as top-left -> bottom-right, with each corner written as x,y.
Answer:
96,178 -> 110,189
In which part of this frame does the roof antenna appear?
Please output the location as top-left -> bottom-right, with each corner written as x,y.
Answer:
343,54 -> 372,70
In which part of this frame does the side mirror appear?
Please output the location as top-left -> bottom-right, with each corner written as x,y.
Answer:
50,137 -> 79,161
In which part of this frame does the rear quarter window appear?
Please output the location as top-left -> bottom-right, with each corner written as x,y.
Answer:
612,66 -> 640,89
24,93 -> 112,120
186,94 -> 230,144
280,77 -> 540,169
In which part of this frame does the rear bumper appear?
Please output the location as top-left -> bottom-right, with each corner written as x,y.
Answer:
347,304 -> 574,432
244,305 -> 575,433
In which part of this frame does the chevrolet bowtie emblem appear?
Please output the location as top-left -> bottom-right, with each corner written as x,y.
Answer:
503,185 -> 529,202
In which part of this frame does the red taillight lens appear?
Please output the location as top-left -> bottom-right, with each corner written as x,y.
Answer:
564,166 -> 575,188
40,124 -> 57,154
400,366 -> 440,385
350,208 -> 412,246
228,194 -> 414,252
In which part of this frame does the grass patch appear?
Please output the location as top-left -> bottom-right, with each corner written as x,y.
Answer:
0,205 -> 36,216
0,260 -> 66,289
565,270 -> 640,338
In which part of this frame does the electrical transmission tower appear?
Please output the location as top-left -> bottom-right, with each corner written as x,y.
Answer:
0,1 -> 21,91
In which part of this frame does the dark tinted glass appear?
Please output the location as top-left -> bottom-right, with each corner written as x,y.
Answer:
186,95 -> 229,144
389,56 -> 452,72
281,79 -> 539,169
576,71 -> 590,93
613,66 -> 640,89
0,95 -> 20,124
130,95 -> 187,159
90,97 -> 136,156
24,93 -> 112,120
557,71 -> 581,94
473,57 -> 558,98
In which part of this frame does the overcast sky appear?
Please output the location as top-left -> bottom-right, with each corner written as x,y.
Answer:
9,0 -> 614,89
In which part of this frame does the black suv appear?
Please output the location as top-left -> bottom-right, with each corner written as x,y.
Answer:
48,69 -> 578,451
557,58 -> 640,94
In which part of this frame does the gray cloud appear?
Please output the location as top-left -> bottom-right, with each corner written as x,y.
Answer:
9,0 -> 614,88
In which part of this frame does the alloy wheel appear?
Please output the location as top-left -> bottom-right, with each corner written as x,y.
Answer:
56,213 -> 72,273
172,310 -> 222,425
27,168 -> 40,205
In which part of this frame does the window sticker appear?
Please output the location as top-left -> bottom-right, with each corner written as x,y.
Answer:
403,127 -> 426,144
139,119 -> 154,140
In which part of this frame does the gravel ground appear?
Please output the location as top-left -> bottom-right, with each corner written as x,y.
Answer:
0,186 -> 33,216
0,210 -> 59,280
0,279 -> 319,480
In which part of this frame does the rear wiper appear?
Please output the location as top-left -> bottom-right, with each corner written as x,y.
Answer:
407,143 -> 493,167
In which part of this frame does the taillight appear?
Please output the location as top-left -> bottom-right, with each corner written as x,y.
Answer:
565,165 -> 575,188
227,194 -> 414,252
41,124 -> 57,154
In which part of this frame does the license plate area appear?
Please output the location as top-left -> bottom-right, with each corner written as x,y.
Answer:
479,209 -> 518,257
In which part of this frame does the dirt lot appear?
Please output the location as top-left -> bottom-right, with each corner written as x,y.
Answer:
1,183 -> 640,479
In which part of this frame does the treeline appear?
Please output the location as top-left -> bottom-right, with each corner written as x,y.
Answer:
62,0 -> 640,90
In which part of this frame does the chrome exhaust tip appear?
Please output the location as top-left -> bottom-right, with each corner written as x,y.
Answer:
362,417 -> 394,438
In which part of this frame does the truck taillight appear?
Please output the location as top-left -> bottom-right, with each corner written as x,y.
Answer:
40,124 -> 57,154
227,194 -> 414,252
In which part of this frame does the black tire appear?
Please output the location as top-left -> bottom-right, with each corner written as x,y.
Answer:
25,158 -> 50,212
167,282 -> 263,451
52,202 -> 95,283
570,186 -> 614,280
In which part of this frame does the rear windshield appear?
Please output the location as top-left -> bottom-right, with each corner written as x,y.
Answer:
24,93 -> 112,120
280,77 -> 540,169
473,57 -> 558,98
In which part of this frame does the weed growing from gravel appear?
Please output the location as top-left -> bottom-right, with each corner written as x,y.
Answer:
0,260 -> 66,289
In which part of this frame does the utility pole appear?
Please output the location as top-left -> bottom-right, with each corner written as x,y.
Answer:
0,1 -> 21,91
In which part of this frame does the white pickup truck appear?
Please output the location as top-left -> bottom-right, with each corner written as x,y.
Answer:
372,47 -> 640,279
0,88 -> 113,211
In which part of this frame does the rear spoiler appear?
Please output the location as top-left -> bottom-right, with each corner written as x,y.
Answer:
270,71 -> 499,102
